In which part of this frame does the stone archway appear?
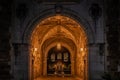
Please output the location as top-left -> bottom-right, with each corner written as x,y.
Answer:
42,40 -> 76,76
29,15 -> 88,80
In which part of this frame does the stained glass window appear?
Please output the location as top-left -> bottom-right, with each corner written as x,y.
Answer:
57,53 -> 62,59
64,52 -> 68,62
51,53 -> 55,62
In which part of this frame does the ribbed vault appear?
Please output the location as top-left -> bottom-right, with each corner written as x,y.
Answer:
30,15 -> 88,80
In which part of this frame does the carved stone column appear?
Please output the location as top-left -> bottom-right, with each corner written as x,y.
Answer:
12,43 -> 29,80
71,59 -> 75,76
43,57 -> 47,76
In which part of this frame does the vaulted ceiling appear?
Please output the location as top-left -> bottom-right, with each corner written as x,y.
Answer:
31,15 -> 87,51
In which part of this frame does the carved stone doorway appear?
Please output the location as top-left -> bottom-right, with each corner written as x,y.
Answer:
29,15 -> 88,80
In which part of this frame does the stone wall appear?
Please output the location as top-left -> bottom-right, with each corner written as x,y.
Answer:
105,0 -> 120,78
12,43 -> 29,80
0,0 -> 12,80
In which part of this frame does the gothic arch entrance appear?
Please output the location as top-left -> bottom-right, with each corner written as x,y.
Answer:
29,15 -> 88,80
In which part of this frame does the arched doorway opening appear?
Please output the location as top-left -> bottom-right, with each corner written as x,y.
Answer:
47,46 -> 71,76
29,15 -> 88,80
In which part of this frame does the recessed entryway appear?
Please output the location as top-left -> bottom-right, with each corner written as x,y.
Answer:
29,15 -> 88,80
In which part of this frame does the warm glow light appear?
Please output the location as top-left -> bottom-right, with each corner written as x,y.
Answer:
34,48 -> 38,51
30,15 -> 88,79
80,48 -> 83,51
57,43 -> 61,50
55,15 -> 61,19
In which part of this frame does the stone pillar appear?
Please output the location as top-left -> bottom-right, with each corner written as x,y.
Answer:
71,57 -> 75,76
43,57 -> 47,76
89,44 -> 104,80
12,43 -> 29,80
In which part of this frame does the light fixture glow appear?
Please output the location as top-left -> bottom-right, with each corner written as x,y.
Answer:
57,43 -> 61,50
80,48 -> 83,51
34,48 -> 37,51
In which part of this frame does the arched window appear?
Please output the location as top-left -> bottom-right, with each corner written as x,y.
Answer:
47,46 -> 71,75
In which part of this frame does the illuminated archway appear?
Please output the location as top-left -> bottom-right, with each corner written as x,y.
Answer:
30,15 -> 88,80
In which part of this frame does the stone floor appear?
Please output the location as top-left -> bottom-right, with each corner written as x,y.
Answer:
34,76 -> 81,80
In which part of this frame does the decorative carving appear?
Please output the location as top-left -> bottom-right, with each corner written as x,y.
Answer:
55,3 -> 63,13
89,3 -> 102,33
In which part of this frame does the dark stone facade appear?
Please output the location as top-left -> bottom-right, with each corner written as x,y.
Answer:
0,0 -> 13,80
105,0 -> 120,79
0,0 -> 120,80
